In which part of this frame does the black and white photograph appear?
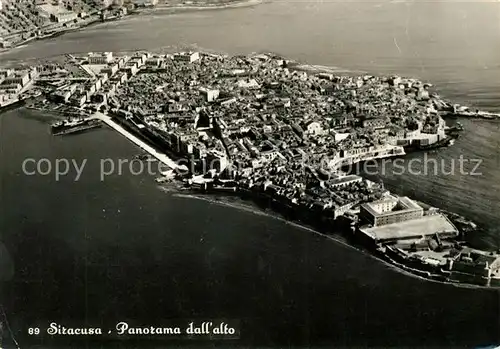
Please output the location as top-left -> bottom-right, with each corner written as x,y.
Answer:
0,0 -> 499,347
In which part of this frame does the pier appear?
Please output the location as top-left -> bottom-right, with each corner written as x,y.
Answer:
92,112 -> 188,171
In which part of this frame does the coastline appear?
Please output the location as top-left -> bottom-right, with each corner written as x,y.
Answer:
37,96 -> 495,289
170,191 -> 498,290
137,0 -> 263,14
0,0 -> 263,56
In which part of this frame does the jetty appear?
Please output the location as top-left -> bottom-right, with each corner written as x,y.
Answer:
92,112 -> 187,171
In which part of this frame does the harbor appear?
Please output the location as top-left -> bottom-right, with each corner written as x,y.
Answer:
92,112 -> 188,171
51,117 -> 102,136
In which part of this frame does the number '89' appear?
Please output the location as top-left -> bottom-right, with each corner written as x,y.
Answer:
28,327 -> 40,335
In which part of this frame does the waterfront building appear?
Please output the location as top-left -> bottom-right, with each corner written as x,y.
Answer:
359,213 -> 458,244
0,83 -> 22,94
360,196 -> 423,227
3,70 -> 30,87
50,10 -> 77,23
334,202 -> 357,219
203,150 -> 229,173
0,68 -> 13,79
448,250 -> 500,286
88,52 -> 113,65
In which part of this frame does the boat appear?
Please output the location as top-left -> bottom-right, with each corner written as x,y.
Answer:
51,118 -> 102,136
444,123 -> 463,138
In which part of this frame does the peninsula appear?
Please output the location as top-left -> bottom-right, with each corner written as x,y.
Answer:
2,49 -> 499,287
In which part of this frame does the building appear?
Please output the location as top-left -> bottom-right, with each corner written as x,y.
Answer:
165,102 -> 189,114
122,65 -> 138,77
237,78 -> 261,89
174,52 -> 200,63
336,145 -> 405,167
88,52 -> 113,65
203,150 -> 229,173
99,73 -> 109,84
359,213 -> 458,244
91,92 -> 107,104
98,0 -> 113,8
199,88 -> 219,102
69,93 -> 86,107
3,71 -> 31,87
102,64 -> 119,76
0,69 -> 13,79
363,117 -> 386,129
146,57 -> 162,68
0,84 -> 22,94
328,174 -> 362,189
333,201 -> 357,219
448,249 -> 500,286
50,84 -> 77,103
50,10 -> 77,23
304,120 -> 324,136
360,196 -> 423,227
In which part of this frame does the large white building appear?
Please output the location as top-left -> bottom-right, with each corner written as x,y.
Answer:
358,195 -> 458,244
88,52 -> 113,65
360,196 -> 423,227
